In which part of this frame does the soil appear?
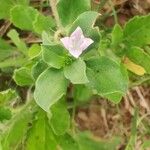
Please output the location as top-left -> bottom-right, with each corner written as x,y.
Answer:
76,85 -> 150,149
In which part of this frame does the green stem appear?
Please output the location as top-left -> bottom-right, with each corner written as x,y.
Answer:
108,0 -> 118,24
71,98 -> 76,136
129,76 -> 150,88
49,0 -> 63,30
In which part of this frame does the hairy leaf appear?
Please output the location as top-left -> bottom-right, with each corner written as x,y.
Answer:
0,38 -> 15,62
57,0 -> 90,26
28,44 -> 41,59
76,132 -> 121,150
0,89 -> 16,105
34,68 -> 68,112
111,24 -> 123,47
64,58 -> 89,84
0,107 -> 12,121
59,134 -> 79,150
86,57 -> 128,103
7,29 -> 28,55
25,109 -> 57,150
0,0 -> 29,19
69,11 -> 100,35
13,67 -> 34,86
42,45 -> 66,69
10,5 -> 38,31
50,100 -> 70,135
69,11 -> 100,48
73,85 -> 92,102
124,14 -> 150,47
1,106 -> 32,150
32,60 -> 48,80
33,13 -> 56,34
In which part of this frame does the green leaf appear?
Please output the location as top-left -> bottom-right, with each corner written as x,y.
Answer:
142,140 -> 150,149
124,14 -> 150,47
16,0 -> 30,5
42,31 -> 53,45
7,29 -> 28,56
0,107 -> 12,121
33,13 -> 56,34
32,60 -> 48,80
87,27 -> 101,48
0,38 -> 15,62
57,0 -> 91,26
25,109 -> 57,150
13,67 -> 34,86
86,57 -> 128,103
69,11 -> 100,48
42,45 -> 66,69
0,57 -> 27,68
1,106 -> 32,150
10,5 -> 38,31
83,48 -> 101,60
126,46 -> 150,74
44,126 -> 57,150
0,0 -> 13,19
50,99 -> 70,135
0,89 -> 16,105
76,132 -> 121,150
0,0 -> 29,19
0,140 -> 2,150
111,24 -> 123,47
34,68 -> 68,112
69,11 -> 100,35
64,58 -> 89,84
28,44 -> 41,59
73,85 -> 92,102
59,134 -> 79,150
98,39 -> 111,56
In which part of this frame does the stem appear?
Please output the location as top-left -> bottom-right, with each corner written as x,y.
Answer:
49,0 -> 63,30
129,76 -> 150,88
71,98 -> 76,136
108,0 -> 118,24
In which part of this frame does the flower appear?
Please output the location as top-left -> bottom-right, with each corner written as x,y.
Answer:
60,27 -> 94,58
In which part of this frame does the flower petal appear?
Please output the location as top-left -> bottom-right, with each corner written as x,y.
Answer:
68,49 -> 82,58
71,26 -> 83,39
60,37 -> 71,50
60,27 -> 94,58
80,38 -> 94,51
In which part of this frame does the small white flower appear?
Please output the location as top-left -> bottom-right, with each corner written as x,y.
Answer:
60,26 -> 94,58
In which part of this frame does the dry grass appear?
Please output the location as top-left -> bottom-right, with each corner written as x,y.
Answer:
76,85 -> 150,149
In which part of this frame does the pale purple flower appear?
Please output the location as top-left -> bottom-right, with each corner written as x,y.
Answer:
60,27 -> 94,58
